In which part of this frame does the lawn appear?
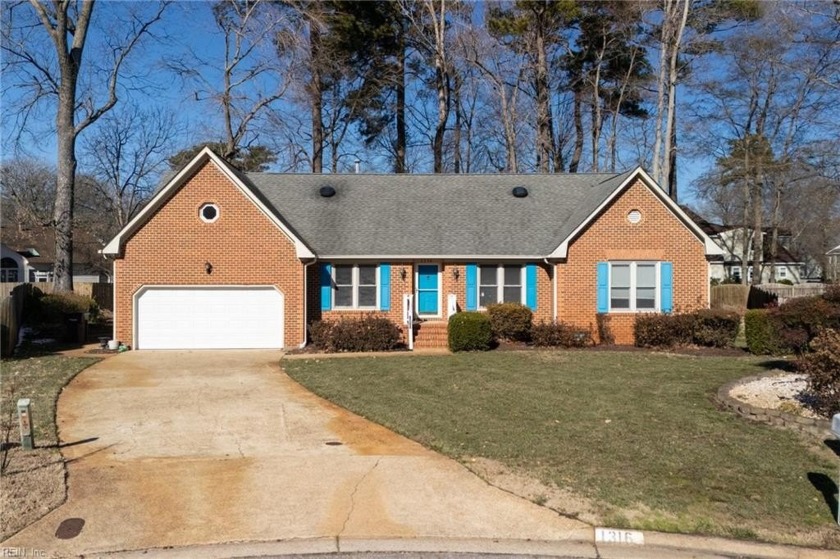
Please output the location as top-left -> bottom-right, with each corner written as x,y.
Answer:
285,350 -> 840,548
0,353 -> 100,540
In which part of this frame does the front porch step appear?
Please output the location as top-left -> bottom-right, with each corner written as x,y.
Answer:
413,321 -> 449,349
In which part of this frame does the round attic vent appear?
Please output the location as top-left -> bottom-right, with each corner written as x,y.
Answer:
512,186 -> 528,198
319,186 -> 336,198
627,209 -> 642,224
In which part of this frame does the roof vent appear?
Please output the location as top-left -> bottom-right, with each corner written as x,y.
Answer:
512,186 -> 528,198
319,186 -> 336,198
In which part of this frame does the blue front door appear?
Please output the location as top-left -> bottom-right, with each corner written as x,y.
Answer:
417,265 -> 439,315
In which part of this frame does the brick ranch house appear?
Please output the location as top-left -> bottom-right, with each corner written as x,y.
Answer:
102,147 -> 723,350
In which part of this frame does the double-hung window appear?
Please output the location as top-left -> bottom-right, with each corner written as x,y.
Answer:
609,262 -> 658,311
333,264 -> 377,309
479,264 -> 523,307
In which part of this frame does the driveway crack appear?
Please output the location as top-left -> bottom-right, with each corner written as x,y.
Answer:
338,458 -> 381,540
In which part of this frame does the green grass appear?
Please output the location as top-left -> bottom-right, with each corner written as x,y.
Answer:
1,354 -> 99,444
285,350 -> 839,545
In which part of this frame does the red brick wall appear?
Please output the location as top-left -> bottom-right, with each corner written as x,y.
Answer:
557,178 -> 708,344
114,160 -> 304,348
309,261 -> 554,342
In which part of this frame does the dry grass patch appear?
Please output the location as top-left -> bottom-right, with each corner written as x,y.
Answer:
1,353 -> 99,540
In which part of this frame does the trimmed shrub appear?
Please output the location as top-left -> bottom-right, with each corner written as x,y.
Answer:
308,315 -> 402,352
531,321 -> 591,347
744,309 -> 782,355
448,312 -> 493,352
29,292 -> 99,326
692,309 -> 740,348
800,328 -> 840,417
486,302 -> 532,342
633,313 -> 693,348
774,296 -> 840,353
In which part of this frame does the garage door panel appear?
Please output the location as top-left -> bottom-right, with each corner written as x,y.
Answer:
137,287 -> 284,349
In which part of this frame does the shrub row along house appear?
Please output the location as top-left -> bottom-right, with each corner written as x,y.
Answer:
102,148 -> 723,349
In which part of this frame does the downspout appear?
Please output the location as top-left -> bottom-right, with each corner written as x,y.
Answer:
99,249 -> 117,343
544,258 -> 557,322
300,257 -> 318,349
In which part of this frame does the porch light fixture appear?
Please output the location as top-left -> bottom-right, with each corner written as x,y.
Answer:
205,262 -> 213,274
452,268 -> 460,281
400,268 -> 408,281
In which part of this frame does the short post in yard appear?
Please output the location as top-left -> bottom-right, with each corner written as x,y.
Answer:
17,398 -> 34,450
403,294 -> 414,350
833,414 -> 840,525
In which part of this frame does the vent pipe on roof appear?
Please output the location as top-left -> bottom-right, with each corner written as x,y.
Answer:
354,159 -> 361,174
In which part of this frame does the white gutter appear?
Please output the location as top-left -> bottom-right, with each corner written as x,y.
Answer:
544,258 -> 557,322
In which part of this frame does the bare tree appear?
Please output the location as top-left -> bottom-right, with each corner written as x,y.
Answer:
650,0 -> 689,198
689,2 -> 840,283
1,0 -> 169,291
460,25 -> 526,172
402,0 -> 454,173
79,106 -> 179,233
0,158 -> 55,230
168,0 -> 296,162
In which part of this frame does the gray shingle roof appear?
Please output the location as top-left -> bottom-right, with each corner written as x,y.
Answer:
242,170 -> 636,257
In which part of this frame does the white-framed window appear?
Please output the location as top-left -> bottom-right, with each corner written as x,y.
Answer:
199,203 -> 220,223
609,262 -> 658,311
479,264 -> 524,308
0,257 -> 18,282
333,264 -> 378,309
778,267 -> 786,278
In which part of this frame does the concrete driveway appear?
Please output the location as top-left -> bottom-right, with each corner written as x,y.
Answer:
3,351 -> 589,557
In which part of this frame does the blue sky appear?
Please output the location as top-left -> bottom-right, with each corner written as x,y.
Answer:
1,0 -> 710,206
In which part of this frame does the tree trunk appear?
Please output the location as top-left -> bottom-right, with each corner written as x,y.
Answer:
453,70 -> 462,174
429,0 -> 449,173
651,1 -> 670,183
534,21 -> 552,173
661,0 -> 689,198
667,104 -> 677,200
395,20 -> 407,173
569,87 -> 584,173
54,70 -> 78,293
309,20 -> 324,174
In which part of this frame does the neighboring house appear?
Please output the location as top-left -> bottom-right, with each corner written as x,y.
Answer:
681,208 -> 804,284
828,244 -> 840,282
0,242 -> 35,282
102,148 -> 723,350
1,226 -> 113,283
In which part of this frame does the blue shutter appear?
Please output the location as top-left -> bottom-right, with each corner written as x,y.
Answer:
380,263 -> 391,311
466,263 -> 477,311
661,262 -> 673,314
525,263 -> 537,311
596,262 -> 609,313
320,263 -> 332,311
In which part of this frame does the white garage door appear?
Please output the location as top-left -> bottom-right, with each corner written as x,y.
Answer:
136,287 -> 284,349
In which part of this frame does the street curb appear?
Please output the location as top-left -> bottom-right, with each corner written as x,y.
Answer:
90,533 -> 840,559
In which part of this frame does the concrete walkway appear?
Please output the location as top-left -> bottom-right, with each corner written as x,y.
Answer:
3,350 -> 590,557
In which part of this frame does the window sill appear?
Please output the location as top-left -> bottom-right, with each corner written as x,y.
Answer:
330,307 -> 379,312
606,309 -> 661,314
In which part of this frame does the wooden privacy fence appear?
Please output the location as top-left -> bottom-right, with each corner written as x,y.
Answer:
0,282 -> 113,311
710,285 -> 750,311
0,284 -> 27,358
711,283 -> 827,312
753,283 -> 826,304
